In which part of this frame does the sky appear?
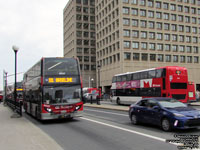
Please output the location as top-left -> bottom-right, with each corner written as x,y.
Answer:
0,0 -> 69,91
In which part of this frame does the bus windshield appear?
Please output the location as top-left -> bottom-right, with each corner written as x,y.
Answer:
44,58 -> 79,76
43,85 -> 81,104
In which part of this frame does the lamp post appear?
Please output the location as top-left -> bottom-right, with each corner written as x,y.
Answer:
91,78 -> 94,88
97,65 -> 101,104
12,45 -> 19,111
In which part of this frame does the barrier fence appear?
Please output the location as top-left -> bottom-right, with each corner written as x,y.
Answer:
6,99 -> 23,116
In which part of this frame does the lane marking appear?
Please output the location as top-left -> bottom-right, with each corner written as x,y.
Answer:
84,108 -> 128,117
81,117 -> 178,146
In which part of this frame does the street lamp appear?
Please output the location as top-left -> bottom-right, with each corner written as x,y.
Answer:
97,65 -> 101,104
12,45 -> 19,111
91,78 -> 94,87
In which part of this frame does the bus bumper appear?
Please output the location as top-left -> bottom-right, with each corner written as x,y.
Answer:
41,110 -> 83,120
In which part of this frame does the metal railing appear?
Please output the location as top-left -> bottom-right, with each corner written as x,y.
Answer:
6,99 -> 23,116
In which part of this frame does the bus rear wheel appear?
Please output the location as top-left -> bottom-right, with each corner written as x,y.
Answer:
116,98 -> 120,105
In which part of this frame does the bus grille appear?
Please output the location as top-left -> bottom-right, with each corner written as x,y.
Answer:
171,94 -> 186,100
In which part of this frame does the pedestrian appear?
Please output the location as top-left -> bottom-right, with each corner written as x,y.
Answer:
196,90 -> 200,101
90,95 -> 93,104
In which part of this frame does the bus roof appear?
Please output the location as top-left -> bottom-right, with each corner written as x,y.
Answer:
114,66 -> 187,77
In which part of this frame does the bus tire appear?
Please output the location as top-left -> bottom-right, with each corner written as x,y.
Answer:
116,98 -> 120,105
35,107 -> 38,119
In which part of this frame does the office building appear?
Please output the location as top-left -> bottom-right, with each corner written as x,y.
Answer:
96,0 -> 200,92
63,0 -> 96,87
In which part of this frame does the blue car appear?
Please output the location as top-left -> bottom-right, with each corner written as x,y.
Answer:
129,97 -> 200,131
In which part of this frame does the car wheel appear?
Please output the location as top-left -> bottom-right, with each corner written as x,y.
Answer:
131,114 -> 138,125
116,98 -> 120,105
161,118 -> 171,131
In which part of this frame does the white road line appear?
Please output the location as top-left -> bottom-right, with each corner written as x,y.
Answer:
84,108 -> 128,117
81,117 -> 178,146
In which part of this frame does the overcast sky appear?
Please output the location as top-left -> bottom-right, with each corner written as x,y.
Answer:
0,0 -> 69,91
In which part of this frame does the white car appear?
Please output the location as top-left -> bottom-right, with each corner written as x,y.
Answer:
83,93 -> 97,101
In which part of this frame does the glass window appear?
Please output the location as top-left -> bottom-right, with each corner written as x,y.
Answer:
173,55 -> 178,62
124,52 -> 131,60
132,8 -> 138,15
141,42 -> 147,49
133,53 -> 140,60
132,30 -> 139,38
132,42 -> 139,49
150,54 -> 156,61
124,41 -> 130,48
180,55 -> 185,63
157,54 -> 164,62
194,56 -> 199,63
165,55 -> 171,62
142,53 -> 148,61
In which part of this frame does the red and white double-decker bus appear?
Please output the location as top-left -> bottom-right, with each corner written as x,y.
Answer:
23,57 -> 83,120
111,66 -> 189,105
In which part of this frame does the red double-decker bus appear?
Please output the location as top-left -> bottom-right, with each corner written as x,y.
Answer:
23,57 -> 83,120
111,66 -> 189,105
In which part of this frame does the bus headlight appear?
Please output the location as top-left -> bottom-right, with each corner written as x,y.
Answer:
75,105 -> 81,111
44,107 -> 52,113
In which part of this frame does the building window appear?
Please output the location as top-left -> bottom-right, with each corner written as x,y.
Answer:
132,42 -> 139,49
157,44 -> 163,50
141,31 -> 147,39
165,44 -> 170,51
156,12 -> 162,19
142,53 -> 148,61
156,22 -> 162,29
180,56 -> 185,63
124,41 -> 130,48
178,15 -> 184,22
77,56 -> 82,62
179,25 -> 184,32
179,35 -> 184,42
179,45 -> 185,52
140,20 -> 147,28
149,32 -> 155,39
132,8 -> 138,15
194,56 -> 199,63
165,55 -> 171,62
77,39 -> 82,45
148,0 -> 153,7
84,65 -> 89,70
171,24 -> 177,31
172,35 -> 177,41
186,46 -> 192,53
163,13 -> 169,20
193,37 -> 198,43
187,56 -> 192,63
193,47 -> 199,53
164,23 -> 170,30
164,34 -> 170,41
157,54 -> 164,62
140,0 -> 146,6
148,11 -> 154,18
123,7 -> 130,14
140,10 -> 146,17
173,55 -> 179,62
131,0 -> 138,4
149,43 -> 155,50
150,54 -> 156,61
124,52 -> 131,60
133,53 -> 140,60
170,4 -> 176,11
172,45 -> 178,52
156,2 -> 161,8
77,48 -> 82,53
84,48 -> 89,54
149,21 -> 155,28
141,42 -> 147,49
178,5 -> 183,12
163,3 -> 169,9
123,30 -> 130,37
186,36 -> 191,43
123,18 -> 130,25
132,19 -> 138,26
132,30 -> 139,38
84,56 -> 89,62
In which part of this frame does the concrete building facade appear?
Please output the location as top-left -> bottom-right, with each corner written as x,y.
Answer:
95,0 -> 200,93
63,0 -> 96,87
64,0 -> 200,93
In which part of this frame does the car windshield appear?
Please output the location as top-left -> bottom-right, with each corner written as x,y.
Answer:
159,99 -> 187,108
43,85 -> 81,104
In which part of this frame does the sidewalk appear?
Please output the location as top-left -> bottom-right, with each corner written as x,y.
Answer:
84,100 -> 200,112
0,104 -> 63,150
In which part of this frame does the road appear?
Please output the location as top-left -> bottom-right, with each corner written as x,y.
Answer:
24,105 -> 200,150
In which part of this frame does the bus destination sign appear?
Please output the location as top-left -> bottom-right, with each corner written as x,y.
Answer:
45,77 -> 77,84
